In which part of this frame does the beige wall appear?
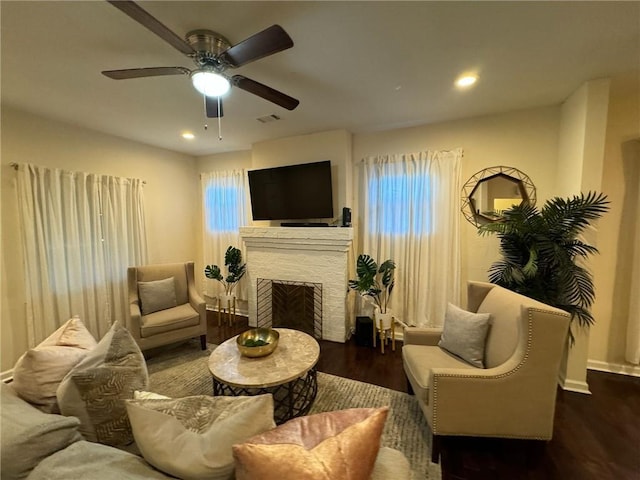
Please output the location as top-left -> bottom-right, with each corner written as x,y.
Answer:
252,129 -> 353,226
590,72 -> 640,372
1,107 -> 199,370
353,106 -> 561,301
555,79 -> 611,392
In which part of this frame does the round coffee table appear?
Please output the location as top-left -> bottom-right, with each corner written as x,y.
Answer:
208,328 -> 320,424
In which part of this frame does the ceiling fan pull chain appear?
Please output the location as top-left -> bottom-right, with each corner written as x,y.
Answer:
202,94 -> 209,130
217,97 -> 223,141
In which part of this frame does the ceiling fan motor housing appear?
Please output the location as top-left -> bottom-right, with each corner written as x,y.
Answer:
186,29 -> 231,70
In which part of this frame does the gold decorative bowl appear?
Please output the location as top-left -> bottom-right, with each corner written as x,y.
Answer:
236,328 -> 280,358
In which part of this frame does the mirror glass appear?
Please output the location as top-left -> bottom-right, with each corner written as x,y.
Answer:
461,166 -> 536,227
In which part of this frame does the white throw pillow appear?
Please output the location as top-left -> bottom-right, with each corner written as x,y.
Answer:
12,316 -> 97,412
126,394 -> 275,480
438,303 -> 491,368
138,277 -> 177,315
133,390 -> 170,400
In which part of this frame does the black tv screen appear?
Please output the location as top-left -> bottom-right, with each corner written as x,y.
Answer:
248,161 -> 334,221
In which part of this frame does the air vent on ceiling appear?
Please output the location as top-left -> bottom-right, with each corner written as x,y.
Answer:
256,114 -> 281,123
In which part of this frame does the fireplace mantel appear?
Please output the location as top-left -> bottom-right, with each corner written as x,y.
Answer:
240,227 -> 354,342
240,227 -> 353,252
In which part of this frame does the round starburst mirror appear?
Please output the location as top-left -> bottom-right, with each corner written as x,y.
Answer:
461,166 -> 536,227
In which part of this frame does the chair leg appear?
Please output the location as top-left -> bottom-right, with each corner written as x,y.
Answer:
431,434 -> 441,464
406,376 -> 414,395
200,335 -> 207,350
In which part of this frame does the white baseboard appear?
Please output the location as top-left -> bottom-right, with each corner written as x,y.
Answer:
206,304 -> 249,318
1,370 -> 13,383
557,372 -> 592,394
587,359 -> 640,377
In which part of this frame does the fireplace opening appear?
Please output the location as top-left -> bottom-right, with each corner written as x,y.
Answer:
256,279 -> 322,339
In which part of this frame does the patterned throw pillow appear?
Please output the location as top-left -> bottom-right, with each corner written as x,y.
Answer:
438,303 -> 491,368
56,321 -> 148,446
233,407 -> 389,480
12,316 -> 97,413
126,394 -> 275,480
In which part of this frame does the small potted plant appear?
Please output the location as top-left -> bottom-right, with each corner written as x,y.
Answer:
204,246 -> 246,309
348,254 -> 396,331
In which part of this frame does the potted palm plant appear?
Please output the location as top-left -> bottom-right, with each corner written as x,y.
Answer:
349,254 -> 396,331
204,246 -> 246,308
478,191 -> 609,343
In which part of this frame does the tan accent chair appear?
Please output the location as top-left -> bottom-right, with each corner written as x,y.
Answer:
402,281 -> 570,463
127,262 -> 207,351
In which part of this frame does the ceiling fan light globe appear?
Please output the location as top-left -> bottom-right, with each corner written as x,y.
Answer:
191,71 -> 230,97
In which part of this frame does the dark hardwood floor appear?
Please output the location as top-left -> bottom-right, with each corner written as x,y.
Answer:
207,313 -> 640,480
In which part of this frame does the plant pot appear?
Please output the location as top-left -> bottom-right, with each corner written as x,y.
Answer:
374,311 -> 393,331
219,293 -> 236,307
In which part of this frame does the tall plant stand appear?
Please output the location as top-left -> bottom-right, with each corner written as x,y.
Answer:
217,294 -> 236,327
374,312 -> 395,354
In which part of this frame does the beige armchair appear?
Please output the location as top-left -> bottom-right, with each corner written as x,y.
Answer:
127,262 -> 207,351
402,281 -> 570,463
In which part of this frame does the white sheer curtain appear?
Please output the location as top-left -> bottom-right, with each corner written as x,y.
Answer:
201,169 -> 251,301
626,184 -> 640,364
360,149 -> 462,327
16,163 -> 148,346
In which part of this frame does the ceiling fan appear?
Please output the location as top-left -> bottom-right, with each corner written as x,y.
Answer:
102,0 -> 300,118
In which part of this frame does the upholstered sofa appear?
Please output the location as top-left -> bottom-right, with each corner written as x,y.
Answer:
1,382 -> 411,480
402,281 -> 570,462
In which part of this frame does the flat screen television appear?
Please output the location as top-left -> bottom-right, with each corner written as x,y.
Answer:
248,160 -> 334,221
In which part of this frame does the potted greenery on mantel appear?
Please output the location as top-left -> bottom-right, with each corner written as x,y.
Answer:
478,191 -> 609,343
349,254 -> 396,330
204,246 -> 246,305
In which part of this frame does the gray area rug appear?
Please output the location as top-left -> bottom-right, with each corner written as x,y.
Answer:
145,340 -> 441,480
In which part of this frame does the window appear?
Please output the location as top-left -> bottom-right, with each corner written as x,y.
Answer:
205,184 -> 243,233
367,172 -> 431,236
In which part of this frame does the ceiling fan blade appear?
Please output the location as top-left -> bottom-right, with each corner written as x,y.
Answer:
232,75 -> 299,110
102,67 -> 190,79
107,1 -> 195,55
205,96 -> 224,118
220,25 -> 293,68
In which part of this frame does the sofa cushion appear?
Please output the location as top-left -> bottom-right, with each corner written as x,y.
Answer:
140,303 -> 200,338
126,394 -> 275,480
477,286 -> 522,368
57,322 -> 148,446
1,383 -> 82,480
438,303 -> 491,367
12,316 -> 97,413
402,345 -> 475,404
233,407 -> 388,480
26,440 -> 173,480
138,277 -> 177,315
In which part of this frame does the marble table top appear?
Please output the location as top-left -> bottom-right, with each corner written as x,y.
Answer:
208,328 -> 320,388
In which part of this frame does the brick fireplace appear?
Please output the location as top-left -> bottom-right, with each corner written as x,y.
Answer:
239,226 -> 354,342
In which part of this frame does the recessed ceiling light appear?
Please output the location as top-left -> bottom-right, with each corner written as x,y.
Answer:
455,74 -> 478,88
181,132 -> 195,140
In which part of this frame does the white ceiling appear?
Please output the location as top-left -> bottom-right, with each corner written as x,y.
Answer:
2,1 -> 639,157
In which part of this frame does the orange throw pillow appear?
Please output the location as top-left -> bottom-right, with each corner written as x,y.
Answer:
233,407 -> 389,480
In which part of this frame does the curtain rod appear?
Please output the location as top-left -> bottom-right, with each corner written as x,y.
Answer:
8,163 -> 146,184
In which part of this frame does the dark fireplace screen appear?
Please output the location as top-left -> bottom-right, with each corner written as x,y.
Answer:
256,279 -> 322,339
